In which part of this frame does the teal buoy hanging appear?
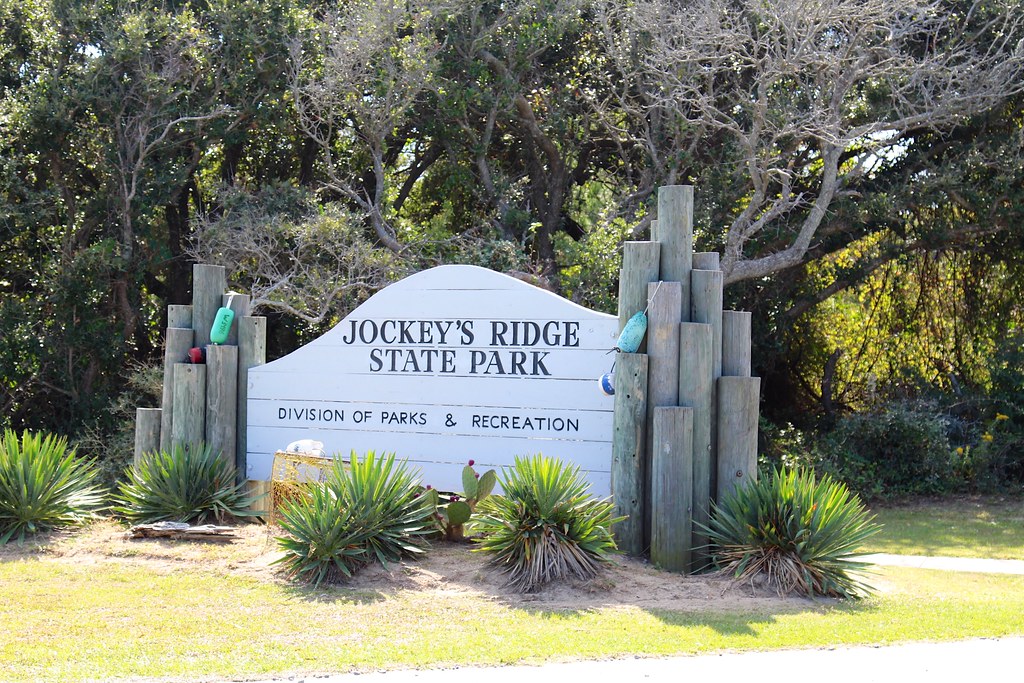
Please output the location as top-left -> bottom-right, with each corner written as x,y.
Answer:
598,282 -> 660,394
615,310 -> 648,353
209,292 -> 237,345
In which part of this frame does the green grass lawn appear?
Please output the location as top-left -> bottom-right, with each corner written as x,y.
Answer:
1,558 -> 1022,683
2,497 -> 1023,682
863,496 -> 1024,559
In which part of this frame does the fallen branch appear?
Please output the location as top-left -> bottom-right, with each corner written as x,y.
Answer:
127,521 -> 238,541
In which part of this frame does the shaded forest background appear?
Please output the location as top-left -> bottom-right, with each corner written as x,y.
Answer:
2,0 -> 1023,497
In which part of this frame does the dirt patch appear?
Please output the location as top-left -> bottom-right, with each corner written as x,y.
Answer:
0,519 -> 815,613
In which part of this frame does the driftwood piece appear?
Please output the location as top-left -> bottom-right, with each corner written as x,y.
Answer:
127,521 -> 237,541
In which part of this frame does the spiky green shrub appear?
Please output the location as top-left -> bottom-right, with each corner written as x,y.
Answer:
114,443 -> 255,524
0,430 -> 106,543
275,451 -> 433,586
275,483 -> 372,585
706,467 -> 881,599
473,454 -> 621,592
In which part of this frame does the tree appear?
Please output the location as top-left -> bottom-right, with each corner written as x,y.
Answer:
598,0 -> 1024,284
290,0 -> 440,253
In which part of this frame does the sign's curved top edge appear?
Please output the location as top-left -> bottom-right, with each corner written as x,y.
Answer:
252,264 -> 617,372
385,265 -> 614,317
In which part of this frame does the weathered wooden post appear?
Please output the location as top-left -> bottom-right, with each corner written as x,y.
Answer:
159,325 -> 194,453
133,408 -> 161,465
650,406 -> 693,572
619,242 -> 660,353
205,345 -> 238,467
237,316 -> 267,483
691,267 -> 724,500
722,311 -> 752,378
655,185 -> 693,321
643,281 -> 682,546
611,352 -> 648,556
678,322 -> 714,571
717,376 -> 761,500
171,363 -> 206,449
192,264 -> 226,348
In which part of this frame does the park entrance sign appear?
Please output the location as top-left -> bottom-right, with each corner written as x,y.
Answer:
245,265 -> 619,494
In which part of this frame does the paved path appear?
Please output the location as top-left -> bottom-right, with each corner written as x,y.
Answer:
241,555 -> 1024,683
863,553 -> 1024,574
244,638 -> 1024,683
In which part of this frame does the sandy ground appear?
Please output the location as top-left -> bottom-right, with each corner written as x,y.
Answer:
2,519 -> 813,613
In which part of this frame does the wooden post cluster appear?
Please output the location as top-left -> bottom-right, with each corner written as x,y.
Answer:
133,264 -> 266,484
611,185 -> 761,573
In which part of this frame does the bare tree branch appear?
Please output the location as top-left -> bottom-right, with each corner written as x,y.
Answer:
598,0 -> 1024,283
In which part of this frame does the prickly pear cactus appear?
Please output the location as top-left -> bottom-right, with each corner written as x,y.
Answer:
426,460 -> 497,541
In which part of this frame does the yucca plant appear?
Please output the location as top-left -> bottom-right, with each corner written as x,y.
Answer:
275,483 -> 372,585
330,450 -> 434,565
275,451 -> 434,586
705,466 -> 881,599
0,429 -> 106,543
473,454 -> 621,592
114,443 -> 255,524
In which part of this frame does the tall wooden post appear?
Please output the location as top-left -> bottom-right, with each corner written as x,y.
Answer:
717,376 -> 761,501
160,326 -> 194,453
171,363 -> 206,450
206,345 -> 238,468
678,322 -> 714,571
192,264 -> 227,348
644,281 -> 681,547
650,406 -> 693,572
237,316 -> 267,482
133,408 -> 161,465
691,268 -> 724,499
611,352 -> 648,556
618,242 -> 660,353
655,185 -> 693,321
722,311 -> 752,377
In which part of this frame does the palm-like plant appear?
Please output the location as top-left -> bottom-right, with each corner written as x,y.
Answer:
330,450 -> 434,565
275,483 -> 371,585
275,451 -> 433,586
473,454 -> 621,592
705,467 -> 881,599
114,443 -> 255,524
0,429 -> 105,543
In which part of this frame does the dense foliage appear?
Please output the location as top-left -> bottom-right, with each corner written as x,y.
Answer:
1,0 -> 1021,495
0,429 -> 105,542
474,454 -> 621,592
706,467 -> 881,599
114,443 -> 255,524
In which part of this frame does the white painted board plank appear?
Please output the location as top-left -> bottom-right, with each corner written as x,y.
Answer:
247,265 -> 620,495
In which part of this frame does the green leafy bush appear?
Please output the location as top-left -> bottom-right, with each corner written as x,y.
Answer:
706,467 -> 880,599
114,443 -> 255,524
951,411 -> 1024,492
0,429 -> 105,542
275,451 -> 433,586
473,454 -> 621,592
808,403 -> 955,498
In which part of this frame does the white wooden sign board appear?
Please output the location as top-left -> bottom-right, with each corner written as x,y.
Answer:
246,265 -> 619,495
